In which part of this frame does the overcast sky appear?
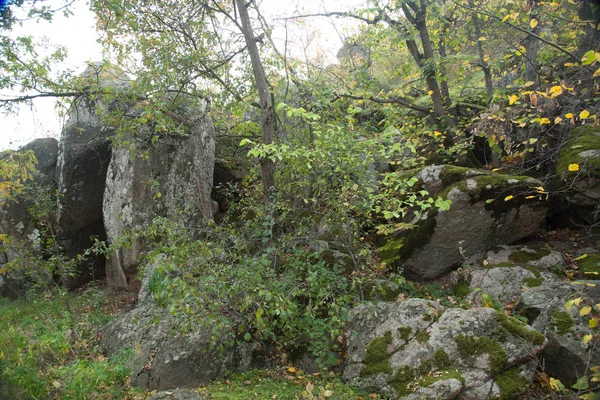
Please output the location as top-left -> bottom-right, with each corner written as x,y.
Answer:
0,0 -> 364,151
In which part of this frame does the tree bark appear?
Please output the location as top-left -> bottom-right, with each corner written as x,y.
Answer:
469,1 -> 493,100
235,0 -> 276,197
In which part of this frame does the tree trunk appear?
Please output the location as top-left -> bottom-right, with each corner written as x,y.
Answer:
236,0 -> 276,197
469,1 -> 493,101
524,1 -> 540,87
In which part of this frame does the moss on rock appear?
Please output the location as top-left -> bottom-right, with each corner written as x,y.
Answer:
389,366 -> 415,397
508,248 -> 551,264
455,334 -> 507,375
495,367 -> 529,400
415,330 -> 430,343
556,125 -> 600,175
398,326 -> 412,342
495,312 -> 546,346
433,348 -> 451,369
579,254 -> 600,280
551,311 -> 574,335
360,331 -> 393,377
522,277 -> 543,287
419,368 -> 465,388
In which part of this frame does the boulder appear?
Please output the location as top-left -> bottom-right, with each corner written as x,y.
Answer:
100,255 -> 261,391
555,125 -> 600,225
382,166 -> 548,280
516,281 -> 600,386
468,245 -> 563,306
103,95 -> 216,288
147,389 -> 209,400
55,64 -> 130,288
344,299 -> 546,399
0,138 -> 58,297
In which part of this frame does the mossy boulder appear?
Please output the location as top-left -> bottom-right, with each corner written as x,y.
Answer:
468,245 -> 563,306
555,125 -> 600,224
344,300 -> 545,399
515,281 -> 600,386
577,253 -> 600,280
384,165 -> 547,280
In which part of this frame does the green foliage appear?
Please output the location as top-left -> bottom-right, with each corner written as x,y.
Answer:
0,287 -> 139,399
204,368 -> 376,400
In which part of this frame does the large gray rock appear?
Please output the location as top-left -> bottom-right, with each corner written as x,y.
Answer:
0,138 -> 58,297
100,255 -> 258,390
516,281 -> 600,386
103,96 -> 215,288
468,245 -> 563,306
55,64 -> 130,288
383,166 -> 547,280
344,299 -> 546,399
555,125 -> 600,225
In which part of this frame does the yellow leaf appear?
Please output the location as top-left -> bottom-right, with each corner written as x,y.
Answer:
583,334 -> 593,345
524,81 -> 535,87
434,131 -> 442,137
492,168 -> 501,172
554,117 -> 563,124
574,254 -> 588,261
574,297 -> 583,307
525,195 -> 536,199
581,306 -> 592,316
565,113 -> 574,119
590,319 -> 598,329
508,95 -> 520,105
504,195 -> 514,201
564,62 -> 574,67
540,118 -> 551,124
580,109 -> 591,119
594,68 -> 600,77
568,163 -> 580,172
530,19 -> 538,29
502,14 -> 510,22
288,367 -> 296,373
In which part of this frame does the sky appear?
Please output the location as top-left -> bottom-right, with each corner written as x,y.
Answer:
0,0 -> 364,151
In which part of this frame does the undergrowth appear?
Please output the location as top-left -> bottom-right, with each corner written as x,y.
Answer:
0,286 -> 140,399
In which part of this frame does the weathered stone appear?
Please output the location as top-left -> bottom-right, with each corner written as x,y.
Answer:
469,266 -> 557,306
516,281 -> 600,386
384,166 -> 547,280
100,255 -> 262,391
55,64 -> 130,288
344,299 -> 545,399
103,95 -> 215,288
0,138 -> 58,297
555,125 -> 600,225
484,245 -> 564,269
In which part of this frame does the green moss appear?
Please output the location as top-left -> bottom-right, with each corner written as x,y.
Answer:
495,367 -> 529,400
451,280 -> 471,298
360,331 -> 393,377
579,254 -> 600,280
482,262 -> 542,279
522,277 -> 543,287
389,366 -> 415,397
556,125 -> 600,175
438,165 -> 476,187
508,248 -> 551,264
433,349 -> 451,369
415,330 -> 430,343
398,326 -> 412,342
418,358 -> 434,376
438,172 -> 537,218
419,368 -> 465,388
495,313 -> 546,346
455,334 -> 507,375
551,311 -> 574,335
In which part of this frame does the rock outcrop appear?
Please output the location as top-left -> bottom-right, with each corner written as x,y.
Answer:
100,255 -> 259,390
103,95 -> 216,288
344,299 -> 546,399
468,245 -> 563,306
382,166 -> 548,280
555,125 -> 600,225
516,281 -> 600,386
0,138 -> 59,297
55,64 -> 130,288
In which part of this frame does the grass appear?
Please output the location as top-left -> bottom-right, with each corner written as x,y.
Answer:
0,286 -> 378,399
0,285 -> 140,400
203,368 -> 378,400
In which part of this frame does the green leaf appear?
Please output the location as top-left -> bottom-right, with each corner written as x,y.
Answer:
582,49 -> 596,65
572,376 -> 589,390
